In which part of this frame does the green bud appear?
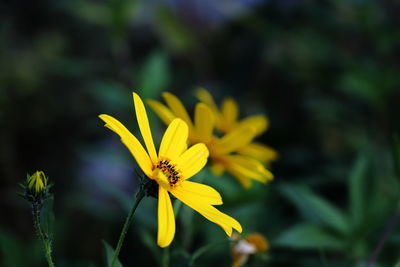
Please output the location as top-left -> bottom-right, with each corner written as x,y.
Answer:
27,171 -> 48,195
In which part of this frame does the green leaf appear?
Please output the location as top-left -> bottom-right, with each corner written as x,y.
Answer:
275,223 -> 344,250
348,153 -> 368,227
102,240 -> 123,267
279,184 -> 349,234
137,50 -> 170,99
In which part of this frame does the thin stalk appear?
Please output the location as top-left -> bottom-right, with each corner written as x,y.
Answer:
366,206 -> 400,267
111,188 -> 146,267
33,204 -> 55,267
162,247 -> 170,267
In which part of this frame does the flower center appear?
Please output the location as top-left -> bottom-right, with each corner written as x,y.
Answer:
154,159 -> 182,189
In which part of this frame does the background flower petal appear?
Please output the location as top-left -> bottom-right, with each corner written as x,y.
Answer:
214,126 -> 256,154
162,92 -> 194,131
221,98 -> 238,126
238,142 -> 279,163
237,115 -> 269,136
147,99 -> 176,126
194,103 -> 215,143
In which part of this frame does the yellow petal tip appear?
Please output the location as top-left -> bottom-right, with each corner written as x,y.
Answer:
132,92 -> 143,105
157,240 -> 171,248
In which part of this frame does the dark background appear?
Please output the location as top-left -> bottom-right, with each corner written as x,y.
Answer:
1,0 -> 400,266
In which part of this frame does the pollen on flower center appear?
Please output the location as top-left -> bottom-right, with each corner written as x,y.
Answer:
155,159 -> 182,188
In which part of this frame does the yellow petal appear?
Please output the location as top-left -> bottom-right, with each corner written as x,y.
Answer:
211,155 -> 252,187
175,143 -> 209,179
171,189 -> 242,236
99,114 -> 153,177
157,187 -> 175,247
153,168 -> 171,191
238,142 -> 279,163
159,119 -> 188,160
229,155 -> 272,175
238,115 -> 269,136
195,87 -> 219,114
229,170 -> 252,188
36,179 -> 44,193
147,99 -> 176,126
214,126 -> 256,154
210,162 -> 225,176
133,93 -> 158,164
194,103 -> 215,143
225,155 -> 273,183
162,92 -> 194,131
195,88 -> 223,132
171,180 -> 222,205
221,98 -> 238,125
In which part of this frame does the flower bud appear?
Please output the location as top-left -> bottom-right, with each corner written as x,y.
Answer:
27,171 -> 47,195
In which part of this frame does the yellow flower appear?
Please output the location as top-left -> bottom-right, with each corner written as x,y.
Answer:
231,233 -> 269,267
196,88 -> 278,164
27,171 -> 47,195
99,93 -> 242,247
147,92 -> 273,188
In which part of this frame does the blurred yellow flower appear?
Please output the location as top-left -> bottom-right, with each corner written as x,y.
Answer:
196,88 -> 278,164
231,233 -> 269,267
100,93 -> 242,247
27,171 -> 47,195
147,92 -> 273,188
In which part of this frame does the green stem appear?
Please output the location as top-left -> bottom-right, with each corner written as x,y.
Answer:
111,187 -> 146,267
162,247 -> 170,267
33,204 -> 55,267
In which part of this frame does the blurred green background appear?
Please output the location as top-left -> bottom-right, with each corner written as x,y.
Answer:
1,0 -> 400,266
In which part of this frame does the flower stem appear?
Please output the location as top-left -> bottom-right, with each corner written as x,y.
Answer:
32,203 -> 55,267
162,247 -> 170,267
111,186 -> 146,267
